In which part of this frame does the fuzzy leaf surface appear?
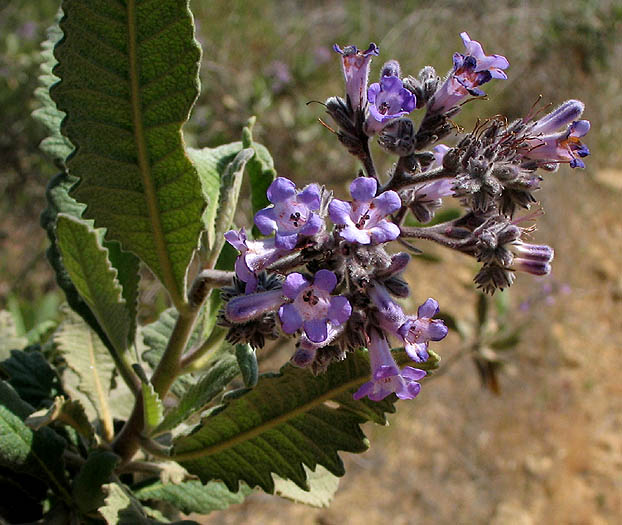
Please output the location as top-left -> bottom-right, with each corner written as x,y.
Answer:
51,0 -> 205,307
0,348 -> 62,409
0,381 -> 69,500
141,380 -> 164,433
172,349 -> 439,493
25,396 -> 94,441
56,214 -> 134,353
72,449 -> 120,514
274,465 -> 340,508
133,478 -> 251,515
32,21 -> 74,165
55,311 -> 115,433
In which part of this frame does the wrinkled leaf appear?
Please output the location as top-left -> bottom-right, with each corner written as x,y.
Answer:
52,0 -> 205,308
142,380 -> 164,434
55,311 -> 115,438
133,478 -> 251,516
173,349 -> 439,493
0,347 -> 61,408
235,343 -> 258,388
73,449 -> 120,514
25,396 -> 94,441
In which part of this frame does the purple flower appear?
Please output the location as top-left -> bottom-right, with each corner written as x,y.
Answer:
369,284 -> 447,363
522,119 -> 590,169
511,241 -> 554,276
225,228 -> 285,293
430,32 -> 509,113
278,270 -> 352,343
365,74 -> 416,134
254,177 -> 324,250
225,289 -> 284,323
333,43 -> 379,110
397,298 -> 449,362
329,177 -> 401,245
353,329 -> 426,402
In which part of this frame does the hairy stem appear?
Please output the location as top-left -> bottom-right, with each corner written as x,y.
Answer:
383,165 -> 450,193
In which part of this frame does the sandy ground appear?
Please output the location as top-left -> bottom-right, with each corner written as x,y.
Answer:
201,172 -> 622,525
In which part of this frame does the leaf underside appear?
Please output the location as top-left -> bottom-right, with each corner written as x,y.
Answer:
173,349 -> 439,493
51,0 -> 205,307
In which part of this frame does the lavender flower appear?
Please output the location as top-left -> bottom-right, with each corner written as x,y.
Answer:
225,289 -> 284,323
353,329 -> 426,401
333,43 -> 379,110
511,241 -> 554,276
430,32 -> 509,114
225,228 -> 285,293
397,298 -> 448,362
279,270 -> 352,343
522,119 -> 590,169
365,74 -> 416,134
254,177 -> 323,250
329,177 -> 401,244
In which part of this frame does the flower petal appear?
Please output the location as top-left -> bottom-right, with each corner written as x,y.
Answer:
341,225 -> 372,244
298,184 -> 321,209
328,296 -> 352,325
299,213 -> 323,236
405,342 -> 429,363
369,221 -> 400,244
372,190 -> 401,215
275,231 -> 299,250
279,303 -> 303,333
283,272 -> 310,300
402,366 -> 427,381
350,177 -> 377,202
267,177 -> 296,203
417,298 -> 439,318
304,319 -> 328,343
254,208 -> 277,235
313,269 -> 337,293
328,199 -> 354,225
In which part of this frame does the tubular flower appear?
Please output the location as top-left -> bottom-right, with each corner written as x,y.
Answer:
225,228 -> 285,294
329,177 -> 401,245
254,177 -> 324,250
397,298 -> 449,362
522,119 -> 590,169
333,43 -> 379,110
354,329 -> 426,402
365,74 -> 416,135
430,32 -> 509,114
278,270 -> 352,343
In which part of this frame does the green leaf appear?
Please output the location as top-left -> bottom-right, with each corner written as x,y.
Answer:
0,348 -> 62,408
142,380 -> 164,434
235,343 -> 258,388
274,465 -> 340,508
72,450 -> 120,514
0,311 -> 28,362
489,330 -> 521,351
133,479 -> 251,515
172,349 -> 439,493
41,172 -> 140,359
51,0 -> 205,308
156,354 -> 239,434
185,142 -> 242,251
0,381 -> 70,501
242,118 -> 277,230
100,482 -> 197,525
32,20 -> 74,165
55,311 -> 115,438
25,396 -> 94,441
56,214 -> 134,354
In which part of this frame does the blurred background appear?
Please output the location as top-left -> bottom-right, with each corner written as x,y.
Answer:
1,0 -> 621,523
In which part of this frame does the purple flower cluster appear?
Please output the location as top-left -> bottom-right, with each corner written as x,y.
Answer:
220,31 -> 591,405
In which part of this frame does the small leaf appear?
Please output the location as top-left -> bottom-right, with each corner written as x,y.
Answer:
72,450 -> 120,514
32,20 -> 74,165
186,142 -> 244,251
142,381 -> 164,434
51,0 -> 206,308
172,349 -> 439,493
235,343 -> 258,388
476,292 -> 489,330
0,311 -> 28,361
133,478 -> 251,515
156,354 -> 239,434
56,214 -> 134,354
0,381 -> 70,501
274,465 -> 340,508
25,396 -> 94,442
0,347 -> 61,408
55,311 -> 115,440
